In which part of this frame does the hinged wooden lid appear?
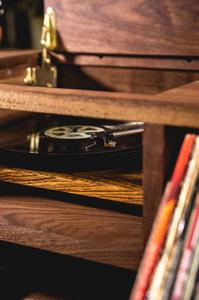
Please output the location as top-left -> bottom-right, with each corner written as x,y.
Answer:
45,0 -> 199,56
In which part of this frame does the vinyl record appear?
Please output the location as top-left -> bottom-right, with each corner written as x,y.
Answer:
0,115 -> 143,171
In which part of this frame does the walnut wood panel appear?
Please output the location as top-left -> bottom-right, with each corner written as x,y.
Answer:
0,66 -> 26,84
0,167 -> 142,205
3,50 -> 199,71
4,63 -> 199,95
2,51 -> 199,95
46,0 -> 199,56
0,82 -> 199,127
3,50 -> 199,72
5,49 -> 199,71
0,195 -> 143,269
157,79 -> 199,104
54,53 -> 199,71
0,50 -> 39,70
59,66 -> 199,94
143,124 -> 166,240
0,50 -> 39,85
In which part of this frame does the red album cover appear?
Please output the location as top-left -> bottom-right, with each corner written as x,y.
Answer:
129,134 -> 196,300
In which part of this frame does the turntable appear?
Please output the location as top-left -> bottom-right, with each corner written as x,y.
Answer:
0,114 -> 143,171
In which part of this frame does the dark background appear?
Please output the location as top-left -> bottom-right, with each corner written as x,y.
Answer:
1,0 -> 43,48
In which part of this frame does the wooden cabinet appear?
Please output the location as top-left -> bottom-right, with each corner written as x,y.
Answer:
0,49 -> 198,267
0,1 -> 198,298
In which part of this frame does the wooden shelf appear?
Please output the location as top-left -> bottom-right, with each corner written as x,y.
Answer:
0,167 -> 142,206
0,81 -> 198,128
0,167 -> 142,270
0,192 -> 142,270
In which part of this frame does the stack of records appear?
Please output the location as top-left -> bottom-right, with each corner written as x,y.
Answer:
130,134 -> 199,300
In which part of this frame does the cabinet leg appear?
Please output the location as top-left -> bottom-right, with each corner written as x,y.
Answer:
143,124 -> 167,242
143,124 -> 185,243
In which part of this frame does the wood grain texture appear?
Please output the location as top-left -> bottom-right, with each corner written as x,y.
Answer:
2,50 -> 199,73
2,50 -> 199,71
0,195 -> 143,270
59,66 -> 199,94
143,124 -> 166,240
0,50 -> 39,86
2,51 -> 199,95
4,63 -> 199,95
46,0 -> 199,56
59,54 -> 199,71
0,81 -> 198,127
0,50 -> 39,70
0,66 -> 26,84
0,167 -> 142,205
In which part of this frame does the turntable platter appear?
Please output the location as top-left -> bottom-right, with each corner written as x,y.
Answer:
0,115 -> 143,171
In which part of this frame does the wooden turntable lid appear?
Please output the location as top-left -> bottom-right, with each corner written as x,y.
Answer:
45,0 -> 199,56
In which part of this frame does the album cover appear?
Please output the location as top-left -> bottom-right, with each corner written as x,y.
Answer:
148,135 -> 199,300
130,134 -> 196,300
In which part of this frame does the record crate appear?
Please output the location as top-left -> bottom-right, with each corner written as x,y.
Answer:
0,1 -> 199,299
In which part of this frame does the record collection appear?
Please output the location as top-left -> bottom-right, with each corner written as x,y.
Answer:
0,114 -> 143,171
130,133 -> 199,300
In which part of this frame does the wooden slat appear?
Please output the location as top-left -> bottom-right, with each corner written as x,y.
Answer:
2,51 -> 199,95
0,167 -> 142,206
0,82 -> 198,127
0,50 -> 39,69
143,124 -> 166,240
55,53 -> 199,71
3,50 -> 199,72
59,66 -> 199,94
0,50 -> 39,85
157,80 -> 199,103
4,64 -> 199,95
45,0 -> 199,56
0,50 -> 39,59
0,195 -> 143,270
2,50 -> 199,71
